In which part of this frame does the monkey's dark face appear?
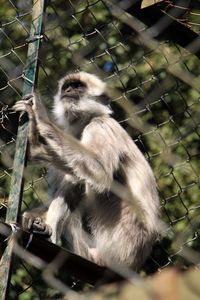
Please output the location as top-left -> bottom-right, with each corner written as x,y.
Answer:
60,79 -> 86,101
53,72 -> 112,130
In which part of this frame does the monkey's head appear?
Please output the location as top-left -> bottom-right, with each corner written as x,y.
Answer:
53,72 -> 112,128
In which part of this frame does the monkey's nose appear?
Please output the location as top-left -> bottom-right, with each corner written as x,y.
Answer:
65,87 -> 72,92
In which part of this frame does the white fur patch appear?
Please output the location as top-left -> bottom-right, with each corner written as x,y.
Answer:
78,72 -> 106,96
52,95 -> 66,127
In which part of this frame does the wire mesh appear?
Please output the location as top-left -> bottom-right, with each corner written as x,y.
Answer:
0,0 -> 200,299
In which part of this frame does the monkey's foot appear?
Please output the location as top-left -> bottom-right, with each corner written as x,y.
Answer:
22,215 -> 52,237
31,217 -> 52,236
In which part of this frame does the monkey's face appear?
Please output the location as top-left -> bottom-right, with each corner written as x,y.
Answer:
58,72 -> 106,102
60,79 -> 87,101
53,72 -> 112,129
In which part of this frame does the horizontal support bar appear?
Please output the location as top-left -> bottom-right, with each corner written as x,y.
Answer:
0,221 -> 123,286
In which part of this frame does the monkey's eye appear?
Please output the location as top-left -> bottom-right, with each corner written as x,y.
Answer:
62,80 -> 85,91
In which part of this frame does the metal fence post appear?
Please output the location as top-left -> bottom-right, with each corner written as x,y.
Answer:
0,0 -> 46,298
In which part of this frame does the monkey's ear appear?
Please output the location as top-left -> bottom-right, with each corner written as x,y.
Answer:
97,93 -> 111,106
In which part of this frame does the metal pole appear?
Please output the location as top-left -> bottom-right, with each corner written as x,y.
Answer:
0,1 -> 46,298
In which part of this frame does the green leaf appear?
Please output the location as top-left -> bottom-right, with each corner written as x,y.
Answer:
141,0 -> 164,9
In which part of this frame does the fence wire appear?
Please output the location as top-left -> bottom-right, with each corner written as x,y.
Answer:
0,0 -> 200,299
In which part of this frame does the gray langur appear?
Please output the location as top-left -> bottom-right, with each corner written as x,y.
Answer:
13,71 -> 160,270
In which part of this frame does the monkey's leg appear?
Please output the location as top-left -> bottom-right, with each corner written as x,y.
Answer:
88,248 -> 104,266
45,196 -> 70,244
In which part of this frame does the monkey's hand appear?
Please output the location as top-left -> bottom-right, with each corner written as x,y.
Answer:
13,94 -> 51,153
22,213 -> 52,237
13,93 -> 49,122
13,94 -> 38,146
13,94 -> 35,118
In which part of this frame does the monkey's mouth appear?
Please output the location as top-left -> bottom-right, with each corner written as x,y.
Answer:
61,92 -> 82,100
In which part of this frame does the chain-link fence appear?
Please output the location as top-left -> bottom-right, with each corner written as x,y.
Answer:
0,0 -> 200,299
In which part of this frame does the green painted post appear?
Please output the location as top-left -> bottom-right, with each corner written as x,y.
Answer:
0,1 -> 46,298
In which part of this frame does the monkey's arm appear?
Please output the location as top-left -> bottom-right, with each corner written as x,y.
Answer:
13,96 -> 121,192
33,118 -> 119,192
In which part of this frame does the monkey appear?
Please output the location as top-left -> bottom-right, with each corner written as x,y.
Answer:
13,71 -> 160,270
